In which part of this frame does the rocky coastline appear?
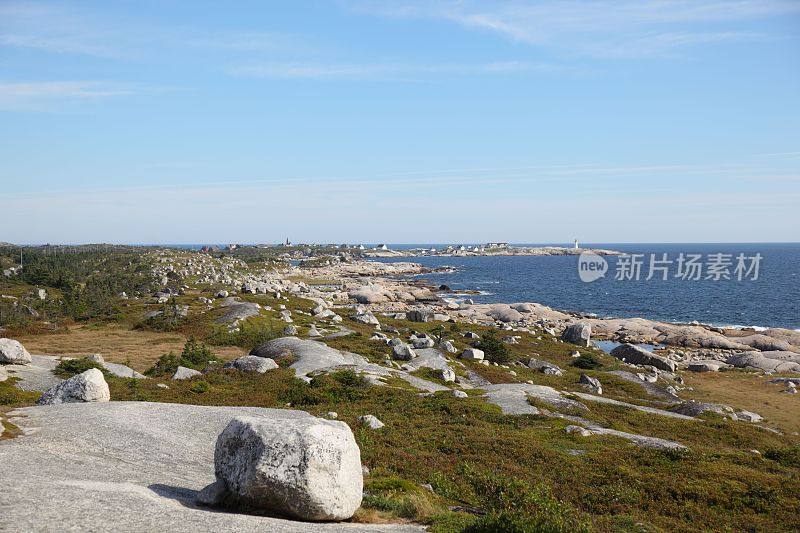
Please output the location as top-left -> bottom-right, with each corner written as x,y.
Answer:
300,257 -> 800,374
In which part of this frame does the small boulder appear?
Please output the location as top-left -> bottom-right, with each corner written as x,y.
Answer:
440,340 -> 457,353
452,390 -> 468,398
407,309 -> 433,323
0,338 -> 32,364
439,367 -> 456,383
735,410 -> 763,423
172,366 -> 202,380
528,358 -> 564,376
358,415 -> 385,430
610,343 -> 676,372
392,344 -> 416,361
412,337 -> 435,349
687,362 -> 720,372
561,323 -> 591,347
201,415 -> 363,521
460,348 -> 485,361
223,356 -> 279,373
565,425 -> 592,437
579,374 -> 603,395
37,368 -> 110,405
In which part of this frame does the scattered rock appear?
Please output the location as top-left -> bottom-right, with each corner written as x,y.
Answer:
452,390 -> 468,398
565,425 -> 592,437
358,415 -> 385,430
393,344 -> 417,361
528,358 -> 564,376
562,323 -> 591,347
579,374 -> 603,394
736,410 -> 763,423
460,348 -> 485,361
440,340 -> 457,353
439,367 -> 456,382
407,309 -> 434,323
670,401 -> 733,417
172,366 -> 202,380
687,362 -> 720,372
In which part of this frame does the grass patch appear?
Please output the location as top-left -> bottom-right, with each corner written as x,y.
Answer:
53,357 -> 108,378
0,377 -> 41,407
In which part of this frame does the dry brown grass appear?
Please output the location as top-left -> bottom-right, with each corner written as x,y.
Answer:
15,324 -> 244,372
683,370 -> 800,433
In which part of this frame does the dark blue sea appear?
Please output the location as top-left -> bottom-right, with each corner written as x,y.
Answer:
374,243 -> 800,330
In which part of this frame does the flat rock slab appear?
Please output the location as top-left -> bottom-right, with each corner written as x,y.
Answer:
4,354 -> 63,392
402,348 -> 452,373
215,298 -> 261,325
570,392 -> 696,421
0,402 -> 422,532
482,383 -> 588,415
605,370 -> 680,403
581,424 -> 689,451
252,337 -> 367,377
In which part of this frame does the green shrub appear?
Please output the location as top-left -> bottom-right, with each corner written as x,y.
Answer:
206,321 -> 278,350
146,337 -> 219,376
0,378 -> 41,406
572,353 -> 603,370
475,331 -> 511,364
463,467 -> 590,533
190,380 -> 210,394
54,357 -> 108,378
307,369 -> 371,403
764,446 -> 800,468
137,300 -> 186,332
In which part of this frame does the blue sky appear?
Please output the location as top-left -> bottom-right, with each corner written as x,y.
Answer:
1,0 -> 799,244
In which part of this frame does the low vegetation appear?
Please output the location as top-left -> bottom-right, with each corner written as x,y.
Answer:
146,337 -> 220,377
54,357 -> 107,378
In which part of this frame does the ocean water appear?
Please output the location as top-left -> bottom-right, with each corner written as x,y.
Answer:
374,243 -> 800,330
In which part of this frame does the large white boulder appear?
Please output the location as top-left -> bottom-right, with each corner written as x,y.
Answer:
37,368 -> 110,405
201,416 -> 363,521
0,338 -> 32,364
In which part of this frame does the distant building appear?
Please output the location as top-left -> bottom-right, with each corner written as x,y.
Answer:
574,239 -> 579,249
375,244 -> 389,250
282,238 -> 293,247
486,242 -> 508,249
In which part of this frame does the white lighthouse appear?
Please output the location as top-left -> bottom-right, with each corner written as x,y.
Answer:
574,239 -> 579,249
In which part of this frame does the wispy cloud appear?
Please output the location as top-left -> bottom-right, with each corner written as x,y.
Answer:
349,0 -> 799,58
230,60 -> 571,80
0,2 -> 311,59
0,81 -> 138,111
